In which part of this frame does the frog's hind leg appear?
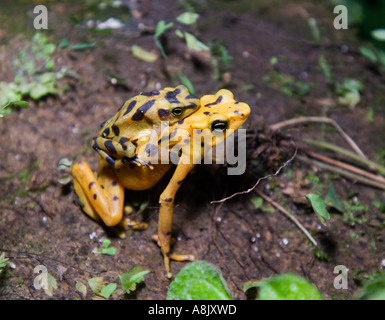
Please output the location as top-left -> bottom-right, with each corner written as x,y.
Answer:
72,161 -> 124,227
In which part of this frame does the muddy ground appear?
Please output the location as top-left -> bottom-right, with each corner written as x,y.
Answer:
1,0 -> 385,300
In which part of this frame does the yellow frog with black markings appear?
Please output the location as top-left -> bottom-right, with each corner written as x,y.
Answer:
72,88 -> 250,277
93,85 -> 200,168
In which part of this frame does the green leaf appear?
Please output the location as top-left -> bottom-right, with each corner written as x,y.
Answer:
250,196 -> 263,209
76,281 -> 87,297
56,157 -> 73,171
131,45 -> 157,62
184,32 -> 209,51
371,29 -> 385,42
154,20 -> 174,38
359,46 -> 378,63
88,277 -> 104,295
5,100 -> 30,109
325,183 -> 344,212
119,266 -> 151,293
178,71 -> 195,95
355,272 -> 385,300
167,261 -> 232,300
307,17 -> 320,44
44,273 -> 58,297
336,78 -> 364,108
154,20 -> 173,59
101,247 -> 116,256
0,253 -> 9,270
176,12 -> 199,25
245,273 -> 323,300
0,82 -> 23,109
100,283 -> 117,299
102,238 -> 111,248
59,38 -> 69,48
70,42 -> 96,51
305,193 -> 330,225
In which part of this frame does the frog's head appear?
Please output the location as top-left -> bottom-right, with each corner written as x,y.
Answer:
143,85 -> 200,126
190,89 -> 250,148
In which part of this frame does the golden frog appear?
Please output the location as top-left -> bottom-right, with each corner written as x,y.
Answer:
72,88 -> 250,277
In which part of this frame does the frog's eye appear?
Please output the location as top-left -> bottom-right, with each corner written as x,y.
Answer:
211,120 -> 228,132
171,107 -> 184,116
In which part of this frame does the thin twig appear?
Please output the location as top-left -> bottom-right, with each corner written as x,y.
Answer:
297,155 -> 385,190
305,139 -> 385,177
304,150 -> 385,185
211,148 -> 297,204
254,188 -> 318,247
269,116 -> 367,159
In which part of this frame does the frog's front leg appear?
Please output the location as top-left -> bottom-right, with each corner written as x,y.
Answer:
157,160 -> 196,278
72,161 -> 125,227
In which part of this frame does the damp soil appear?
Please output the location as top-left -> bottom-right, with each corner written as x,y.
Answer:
1,0 -> 385,300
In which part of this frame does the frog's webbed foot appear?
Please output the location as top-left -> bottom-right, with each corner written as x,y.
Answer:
152,235 -> 195,279
117,205 -> 148,230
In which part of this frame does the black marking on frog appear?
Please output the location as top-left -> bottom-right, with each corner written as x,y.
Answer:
102,127 -> 110,138
119,137 -> 129,150
111,124 -> 120,136
186,94 -> 198,100
205,95 -> 223,107
169,129 -> 178,139
158,108 -> 171,120
123,100 -> 137,116
106,155 -> 116,167
145,143 -> 158,157
141,90 -> 160,96
165,88 -> 182,104
131,100 -> 156,121
104,140 -> 117,154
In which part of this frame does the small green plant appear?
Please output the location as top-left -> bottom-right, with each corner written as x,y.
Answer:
244,273 -> 323,300
305,193 -> 331,225
0,32 -> 68,113
153,11 -> 232,82
355,271 -> 385,300
262,71 -> 310,97
167,261 -> 323,300
167,261 -> 232,300
0,253 -> 9,273
87,266 -> 150,299
92,238 -> 117,256
342,199 -> 368,226
336,78 -> 364,108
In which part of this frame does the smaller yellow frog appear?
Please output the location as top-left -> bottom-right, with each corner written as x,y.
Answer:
93,85 -> 200,168
72,88 -> 250,277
